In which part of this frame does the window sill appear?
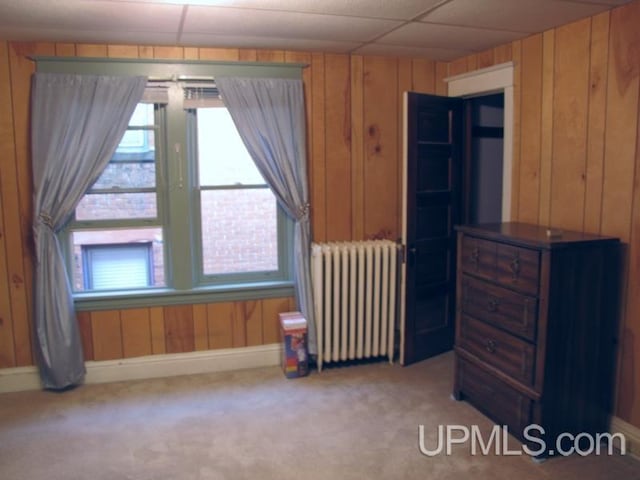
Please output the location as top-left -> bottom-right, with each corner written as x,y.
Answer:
74,281 -> 295,311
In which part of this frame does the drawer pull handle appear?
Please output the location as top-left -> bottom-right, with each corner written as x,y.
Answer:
510,256 -> 520,280
487,298 -> 499,312
470,248 -> 480,268
485,339 -> 497,354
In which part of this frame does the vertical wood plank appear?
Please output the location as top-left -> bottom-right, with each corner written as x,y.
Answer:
435,62 -> 448,96
363,56 -> 398,240
238,49 -> 258,61
584,12 -> 611,234
477,49 -> 495,69
398,57 -> 413,239
76,311 -> 93,361
448,57 -> 468,77
324,53 -> 352,241
510,41 -> 522,220
256,50 -> 285,62
550,19 -> 591,231
350,55 -> 365,240
55,43 -> 76,56
538,30 -> 555,227
467,54 -> 478,72
311,53 -> 326,242
107,45 -> 138,58
164,305 -> 194,353
91,310 -> 123,361
153,46 -> 184,59
207,302 -> 234,349
121,308 -> 152,358
138,45 -> 154,59
192,303 -> 209,351
494,43 -> 513,64
262,297 -> 290,344
198,48 -> 239,61
75,44 -> 108,57
232,302 -> 246,348
411,58 -> 435,94
149,306 -> 166,354
183,47 -> 199,60
245,300 -> 263,347
518,34 -> 543,224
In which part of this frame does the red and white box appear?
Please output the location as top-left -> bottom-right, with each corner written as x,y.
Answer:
279,311 -> 309,378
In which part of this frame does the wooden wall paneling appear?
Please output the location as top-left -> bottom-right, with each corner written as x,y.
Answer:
583,12 -> 611,233
238,49 -> 258,61
601,1 -> 640,241
476,49 -> 495,69
244,300 -> 262,347
55,43 -> 76,57
76,311 -> 93,361
91,310 -> 123,361
192,303 -> 209,351
494,43 -> 513,64
152,46 -> 184,59
206,302 -> 234,349
310,53 -> 326,242
435,62 -> 448,96
398,58 -> 413,239
518,34 -> 544,224
262,297 -> 290,344
350,55 -> 365,240
324,53 -> 352,241
411,58 -> 435,94
198,48 -> 240,61
76,44 -> 107,57
164,304 -> 195,353
183,47 -> 199,60
256,50 -> 285,62
107,45 -> 138,58
467,54 -> 478,72
362,56 -> 398,240
120,308 -> 152,358
232,302 -> 247,348
549,19 -> 591,231
510,41 -> 522,221
538,30 -> 556,227
149,306 -> 166,354
448,57 -> 468,77
0,41 -> 16,368
7,43 -> 53,365
138,46 -> 154,59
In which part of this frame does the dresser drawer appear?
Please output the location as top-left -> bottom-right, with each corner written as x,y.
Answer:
457,314 -> 535,387
460,236 -> 496,281
461,275 -> 537,341
456,357 -> 533,437
496,243 -> 540,295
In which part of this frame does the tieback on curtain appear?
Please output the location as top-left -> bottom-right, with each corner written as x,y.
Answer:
296,203 -> 310,222
38,213 -> 54,229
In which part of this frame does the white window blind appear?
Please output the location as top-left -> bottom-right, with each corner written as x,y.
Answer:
84,244 -> 152,290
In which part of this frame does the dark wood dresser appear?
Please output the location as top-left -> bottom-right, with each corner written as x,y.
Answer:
453,222 -> 620,454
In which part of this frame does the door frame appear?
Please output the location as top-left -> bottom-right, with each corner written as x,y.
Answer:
399,62 -> 514,364
445,61 -> 514,222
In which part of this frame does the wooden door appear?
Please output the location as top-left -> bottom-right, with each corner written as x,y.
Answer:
401,92 -> 463,365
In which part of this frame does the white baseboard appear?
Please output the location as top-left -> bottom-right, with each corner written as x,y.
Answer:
0,344 -> 282,393
611,416 -> 640,459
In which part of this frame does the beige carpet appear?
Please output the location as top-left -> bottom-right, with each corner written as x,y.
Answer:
0,352 -> 638,480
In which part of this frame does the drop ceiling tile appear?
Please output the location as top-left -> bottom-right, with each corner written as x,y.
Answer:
353,43 -> 471,61
180,32 -> 361,53
0,25 -> 179,45
183,6 -> 403,42
0,0 -> 183,32
378,22 -> 525,52
421,0 -> 609,33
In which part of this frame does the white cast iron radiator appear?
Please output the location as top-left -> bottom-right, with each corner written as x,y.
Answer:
311,240 -> 399,371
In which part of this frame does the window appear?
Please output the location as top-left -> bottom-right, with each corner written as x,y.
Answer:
65,84 -> 291,301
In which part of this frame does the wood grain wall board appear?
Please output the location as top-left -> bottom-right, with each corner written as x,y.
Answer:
232,302 -> 247,347
256,50 -> 285,62
91,310 -> 123,361
601,1 -> 640,242
435,62 -> 448,96
411,58 -> 435,94
198,48 -> 240,61
310,52 -> 326,242
538,30 -> 556,227
363,56 -> 398,240
55,43 -> 76,56
0,41 -> 16,368
494,44 -> 513,64
262,297 -> 291,344
477,49 -> 495,69
121,308 -> 152,358
183,47 -> 199,60
76,311 -> 93,361
238,49 -> 258,61
138,46 -> 154,59
448,57 -> 468,77
152,46 -> 184,59
510,41 -> 522,221
245,300 -> 263,347
324,53 -> 352,241
149,306 -> 166,354
192,303 -> 209,351
549,18 -> 591,231
76,44 -> 107,57
518,34 -> 544,224
164,304 -> 195,353
107,45 -> 139,58
584,12 -> 611,234
350,55 -> 365,240
206,302 -> 234,349
398,58 -> 413,239
467,55 -> 478,72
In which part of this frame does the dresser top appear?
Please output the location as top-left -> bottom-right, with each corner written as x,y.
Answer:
455,222 -> 619,249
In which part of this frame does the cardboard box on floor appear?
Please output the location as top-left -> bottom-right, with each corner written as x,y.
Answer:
279,311 -> 309,378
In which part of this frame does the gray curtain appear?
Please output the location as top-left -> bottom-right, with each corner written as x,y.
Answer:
215,77 -> 316,354
31,73 -> 146,389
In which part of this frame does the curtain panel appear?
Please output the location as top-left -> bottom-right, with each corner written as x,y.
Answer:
31,73 -> 146,389
215,76 -> 317,354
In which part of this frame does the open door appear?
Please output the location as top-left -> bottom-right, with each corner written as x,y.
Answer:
400,92 -> 463,365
